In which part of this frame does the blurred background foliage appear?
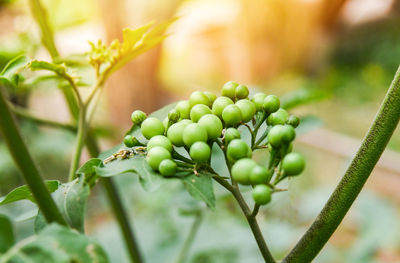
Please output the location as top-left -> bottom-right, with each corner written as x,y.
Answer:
1,0 -> 400,262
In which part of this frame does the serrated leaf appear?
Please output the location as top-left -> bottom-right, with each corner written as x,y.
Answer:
182,173 -> 216,209
0,223 -> 109,263
0,181 -> 60,206
96,155 -> 162,192
0,215 -> 14,253
35,178 -> 90,233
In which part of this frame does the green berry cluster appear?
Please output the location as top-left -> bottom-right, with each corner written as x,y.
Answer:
124,81 -> 305,206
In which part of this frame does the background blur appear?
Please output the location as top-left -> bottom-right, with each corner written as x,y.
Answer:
1,0 -> 400,262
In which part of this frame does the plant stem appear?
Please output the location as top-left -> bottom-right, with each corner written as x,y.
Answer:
283,66 -> 400,263
175,212 -> 203,263
68,105 -> 87,181
251,204 -> 260,217
102,178 -> 143,263
0,86 -> 66,225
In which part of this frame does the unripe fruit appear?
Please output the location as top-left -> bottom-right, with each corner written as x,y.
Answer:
190,141 -> 211,162
146,146 -> 171,171
287,115 -> 300,128
141,117 -> 165,139
159,159 -> 177,176
281,125 -> 296,143
147,135 -> 173,152
250,165 -> 271,185
231,158 -> 257,185
204,91 -> 217,104
189,91 -> 211,108
163,117 -> 169,130
222,104 -> 242,126
168,109 -> 180,123
124,135 -> 139,147
252,185 -> 272,205
235,84 -> 249,99
262,95 -> 280,114
167,120 -> 192,147
131,110 -> 147,125
267,125 -> 284,148
235,99 -> 257,122
190,104 -> 212,122
224,127 -> 241,143
267,108 -> 289,125
282,152 -> 305,176
175,101 -> 190,119
227,139 -> 252,161
221,81 -> 238,100
251,93 -> 267,111
182,123 -> 208,147
198,114 -> 223,140
212,96 -> 234,118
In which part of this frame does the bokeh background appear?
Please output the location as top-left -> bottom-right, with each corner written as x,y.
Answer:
1,0 -> 400,262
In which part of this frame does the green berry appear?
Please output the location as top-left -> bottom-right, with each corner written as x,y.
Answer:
198,114 -> 223,140
287,115 -> 300,128
282,152 -> 305,176
176,101 -> 191,119
231,158 -> 257,185
212,96 -> 234,118
167,121 -> 190,147
267,108 -> 289,125
146,146 -> 171,171
124,135 -> 139,147
182,123 -> 208,147
221,81 -> 238,100
235,99 -> 256,122
224,127 -> 241,143
227,139 -> 252,161
168,109 -> 180,123
189,141 -> 211,162
141,117 -> 165,139
251,93 -> 267,111
131,110 -> 147,125
159,159 -> 177,176
262,95 -> 280,114
204,91 -> 217,104
281,125 -> 296,143
190,104 -> 212,122
235,84 -> 249,99
189,91 -> 211,108
222,104 -> 242,126
252,185 -> 272,205
147,135 -> 173,152
250,165 -> 271,185
267,125 -> 284,148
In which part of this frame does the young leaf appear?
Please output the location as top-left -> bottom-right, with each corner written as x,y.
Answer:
35,178 -> 90,233
182,173 -> 216,209
0,215 -> 14,253
0,223 -> 109,263
0,181 -> 60,206
0,55 -> 30,88
28,60 -> 78,88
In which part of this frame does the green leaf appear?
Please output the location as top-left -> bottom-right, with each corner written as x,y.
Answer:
35,178 -> 90,233
0,55 -> 30,88
28,60 -> 79,87
0,215 -> 14,253
181,173 -> 216,209
76,158 -> 103,187
0,181 -> 60,206
0,223 -> 109,263
96,154 -> 162,192
281,88 -> 329,110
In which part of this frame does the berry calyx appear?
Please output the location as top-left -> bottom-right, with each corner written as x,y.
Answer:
131,110 -> 147,125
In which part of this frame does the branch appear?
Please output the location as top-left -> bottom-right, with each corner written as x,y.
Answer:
0,86 -> 66,225
175,212 -> 203,263
283,66 -> 400,263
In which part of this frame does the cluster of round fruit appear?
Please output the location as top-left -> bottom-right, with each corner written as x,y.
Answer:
123,81 -> 305,206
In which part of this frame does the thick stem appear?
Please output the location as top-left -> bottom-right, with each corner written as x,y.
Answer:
283,66 -> 400,263
102,178 -> 143,263
175,212 -> 203,263
68,106 -> 87,181
0,86 -> 66,225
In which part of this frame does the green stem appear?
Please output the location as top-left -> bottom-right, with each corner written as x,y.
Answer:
68,105 -> 87,181
175,212 -> 203,263
283,66 -> 400,263
0,86 -> 66,225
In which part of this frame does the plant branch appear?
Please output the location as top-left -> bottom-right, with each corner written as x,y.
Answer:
0,86 -> 66,225
68,105 -> 87,181
251,204 -> 260,217
175,212 -> 203,263
283,66 -> 400,263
